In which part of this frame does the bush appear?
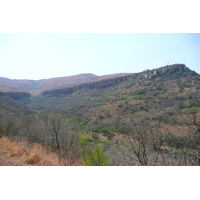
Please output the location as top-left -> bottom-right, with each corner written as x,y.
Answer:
0,123 -> 13,136
164,134 -> 183,148
169,116 -> 179,125
91,126 -> 115,140
79,135 -> 110,166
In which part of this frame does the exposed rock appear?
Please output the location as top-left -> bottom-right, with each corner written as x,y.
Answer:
42,64 -> 194,97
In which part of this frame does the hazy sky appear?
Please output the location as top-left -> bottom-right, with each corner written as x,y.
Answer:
0,33 -> 199,80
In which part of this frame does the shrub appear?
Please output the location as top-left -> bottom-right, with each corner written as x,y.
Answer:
90,125 -> 114,140
79,135 -> 110,166
164,134 -> 183,149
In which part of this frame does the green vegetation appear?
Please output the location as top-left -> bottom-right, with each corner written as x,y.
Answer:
79,135 -> 110,166
90,125 -> 115,140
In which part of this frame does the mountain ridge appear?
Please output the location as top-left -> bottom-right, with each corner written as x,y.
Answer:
0,63 -> 198,100
42,64 -> 198,97
0,73 -> 132,96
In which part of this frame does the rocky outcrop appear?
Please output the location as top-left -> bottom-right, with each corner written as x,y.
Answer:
42,75 -> 135,96
42,64 -> 195,97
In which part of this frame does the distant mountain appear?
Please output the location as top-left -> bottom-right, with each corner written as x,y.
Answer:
0,73 -> 133,96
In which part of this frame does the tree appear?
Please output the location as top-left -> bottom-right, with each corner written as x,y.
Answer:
181,107 -> 200,165
123,128 -> 150,166
46,113 -> 62,152
79,135 -> 110,166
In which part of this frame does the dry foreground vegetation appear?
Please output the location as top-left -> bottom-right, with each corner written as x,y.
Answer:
0,136 -> 61,166
0,64 -> 200,166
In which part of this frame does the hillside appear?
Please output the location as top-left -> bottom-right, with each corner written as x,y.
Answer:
0,94 -> 31,114
28,63 -> 200,134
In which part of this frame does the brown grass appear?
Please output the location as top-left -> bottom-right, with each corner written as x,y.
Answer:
0,136 -> 61,166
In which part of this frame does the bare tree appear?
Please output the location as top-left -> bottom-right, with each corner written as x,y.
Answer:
46,113 -> 62,152
181,107 -> 200,165
42,112 -> 81,165
123,127 -> 150,166
146,123 -> 169,166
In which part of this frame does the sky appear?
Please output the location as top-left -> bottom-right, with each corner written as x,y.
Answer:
0,33 -> 199,80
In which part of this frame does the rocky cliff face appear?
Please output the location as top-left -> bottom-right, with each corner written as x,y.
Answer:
42,64 -> 195,97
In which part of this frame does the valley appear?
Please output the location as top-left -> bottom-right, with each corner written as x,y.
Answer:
0,64 -> 200,166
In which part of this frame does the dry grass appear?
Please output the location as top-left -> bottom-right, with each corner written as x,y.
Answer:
25,143 -> 60,165
0,136 -> 61,166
